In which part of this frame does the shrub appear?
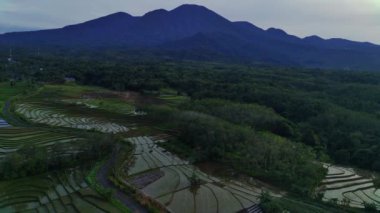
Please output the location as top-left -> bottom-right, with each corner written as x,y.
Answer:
363,202 -> 377,212
189,172 -> 201,194
373,177 -> 380,189
101,189 -> 115,201
341,197 -> 351,207
260,193 -> 284,213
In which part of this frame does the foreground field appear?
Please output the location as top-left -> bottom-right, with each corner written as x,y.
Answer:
321,165 -> 380,210
123,136 -> 266,213
0,83 -> 141,212
0,168 -> 121,213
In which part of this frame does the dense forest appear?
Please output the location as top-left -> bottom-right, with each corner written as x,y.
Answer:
1,50 -> 380,195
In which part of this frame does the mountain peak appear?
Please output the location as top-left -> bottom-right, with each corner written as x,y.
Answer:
133,3 -> 231,42
108,12 -> 131,17
173,4 -> 208,10
171,4 -> 218,16
304,35 -> 323,42
81,11 -> 134,24
62,11 -> 135,31
267,28 -> 289,36
142,4 -> 212,18
143,9 -> 168,17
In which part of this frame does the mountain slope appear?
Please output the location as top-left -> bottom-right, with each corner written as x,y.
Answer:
1,4 -> 380,71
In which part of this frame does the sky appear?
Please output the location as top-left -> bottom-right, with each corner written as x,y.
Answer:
0,0 -> 379,43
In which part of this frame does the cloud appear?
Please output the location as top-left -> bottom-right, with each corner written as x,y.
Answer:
0,0 -> 379,43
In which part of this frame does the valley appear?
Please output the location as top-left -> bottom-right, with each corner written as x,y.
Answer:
1,80 -> 377,212
1,2 -> 380,212
0,83 -> 273,213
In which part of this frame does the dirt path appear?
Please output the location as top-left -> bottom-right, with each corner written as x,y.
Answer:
96,156 -> 147,213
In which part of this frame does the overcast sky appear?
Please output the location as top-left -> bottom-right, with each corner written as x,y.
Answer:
0,0 -> 379,43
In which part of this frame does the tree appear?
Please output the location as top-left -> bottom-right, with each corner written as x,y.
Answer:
259,192 -> 283,213
363,202 -> 377,212
335,149 -> 351,164
352,149 -> 373,168
373,177 -> 380,189
341,197 -> 351,208
189,170 -> 201,194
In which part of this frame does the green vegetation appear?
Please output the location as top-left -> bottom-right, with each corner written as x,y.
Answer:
159,88 -> 190,107
0,82 -> 29,109
146,106 -> 326,195
363,202 -> 378,212
373,177 -> 380,189
1,53 -> 380,212
0,82 -> 31,112
4,57 -> 379,172
180,98 -> 294,137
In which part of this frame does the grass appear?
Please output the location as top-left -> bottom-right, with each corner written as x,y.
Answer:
43,84 -> 109,98
0,82 -> 29,113
159,88 -> 190,107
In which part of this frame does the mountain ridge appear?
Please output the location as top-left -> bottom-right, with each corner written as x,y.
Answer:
1,4 -> 380,71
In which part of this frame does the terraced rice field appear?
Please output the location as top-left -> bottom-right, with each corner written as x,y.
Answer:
62,98 -> 139,115
0,169 -> 121,213
0,118 -> 10,128
125,136 -> 264,213
0,84 -> 143,212
16,103 -> 132,133
321,165 -> 380,210
0,127 -> 85,159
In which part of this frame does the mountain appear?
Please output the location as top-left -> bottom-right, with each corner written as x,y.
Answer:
1,4 -> 380,71
0,24 -> 38,34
